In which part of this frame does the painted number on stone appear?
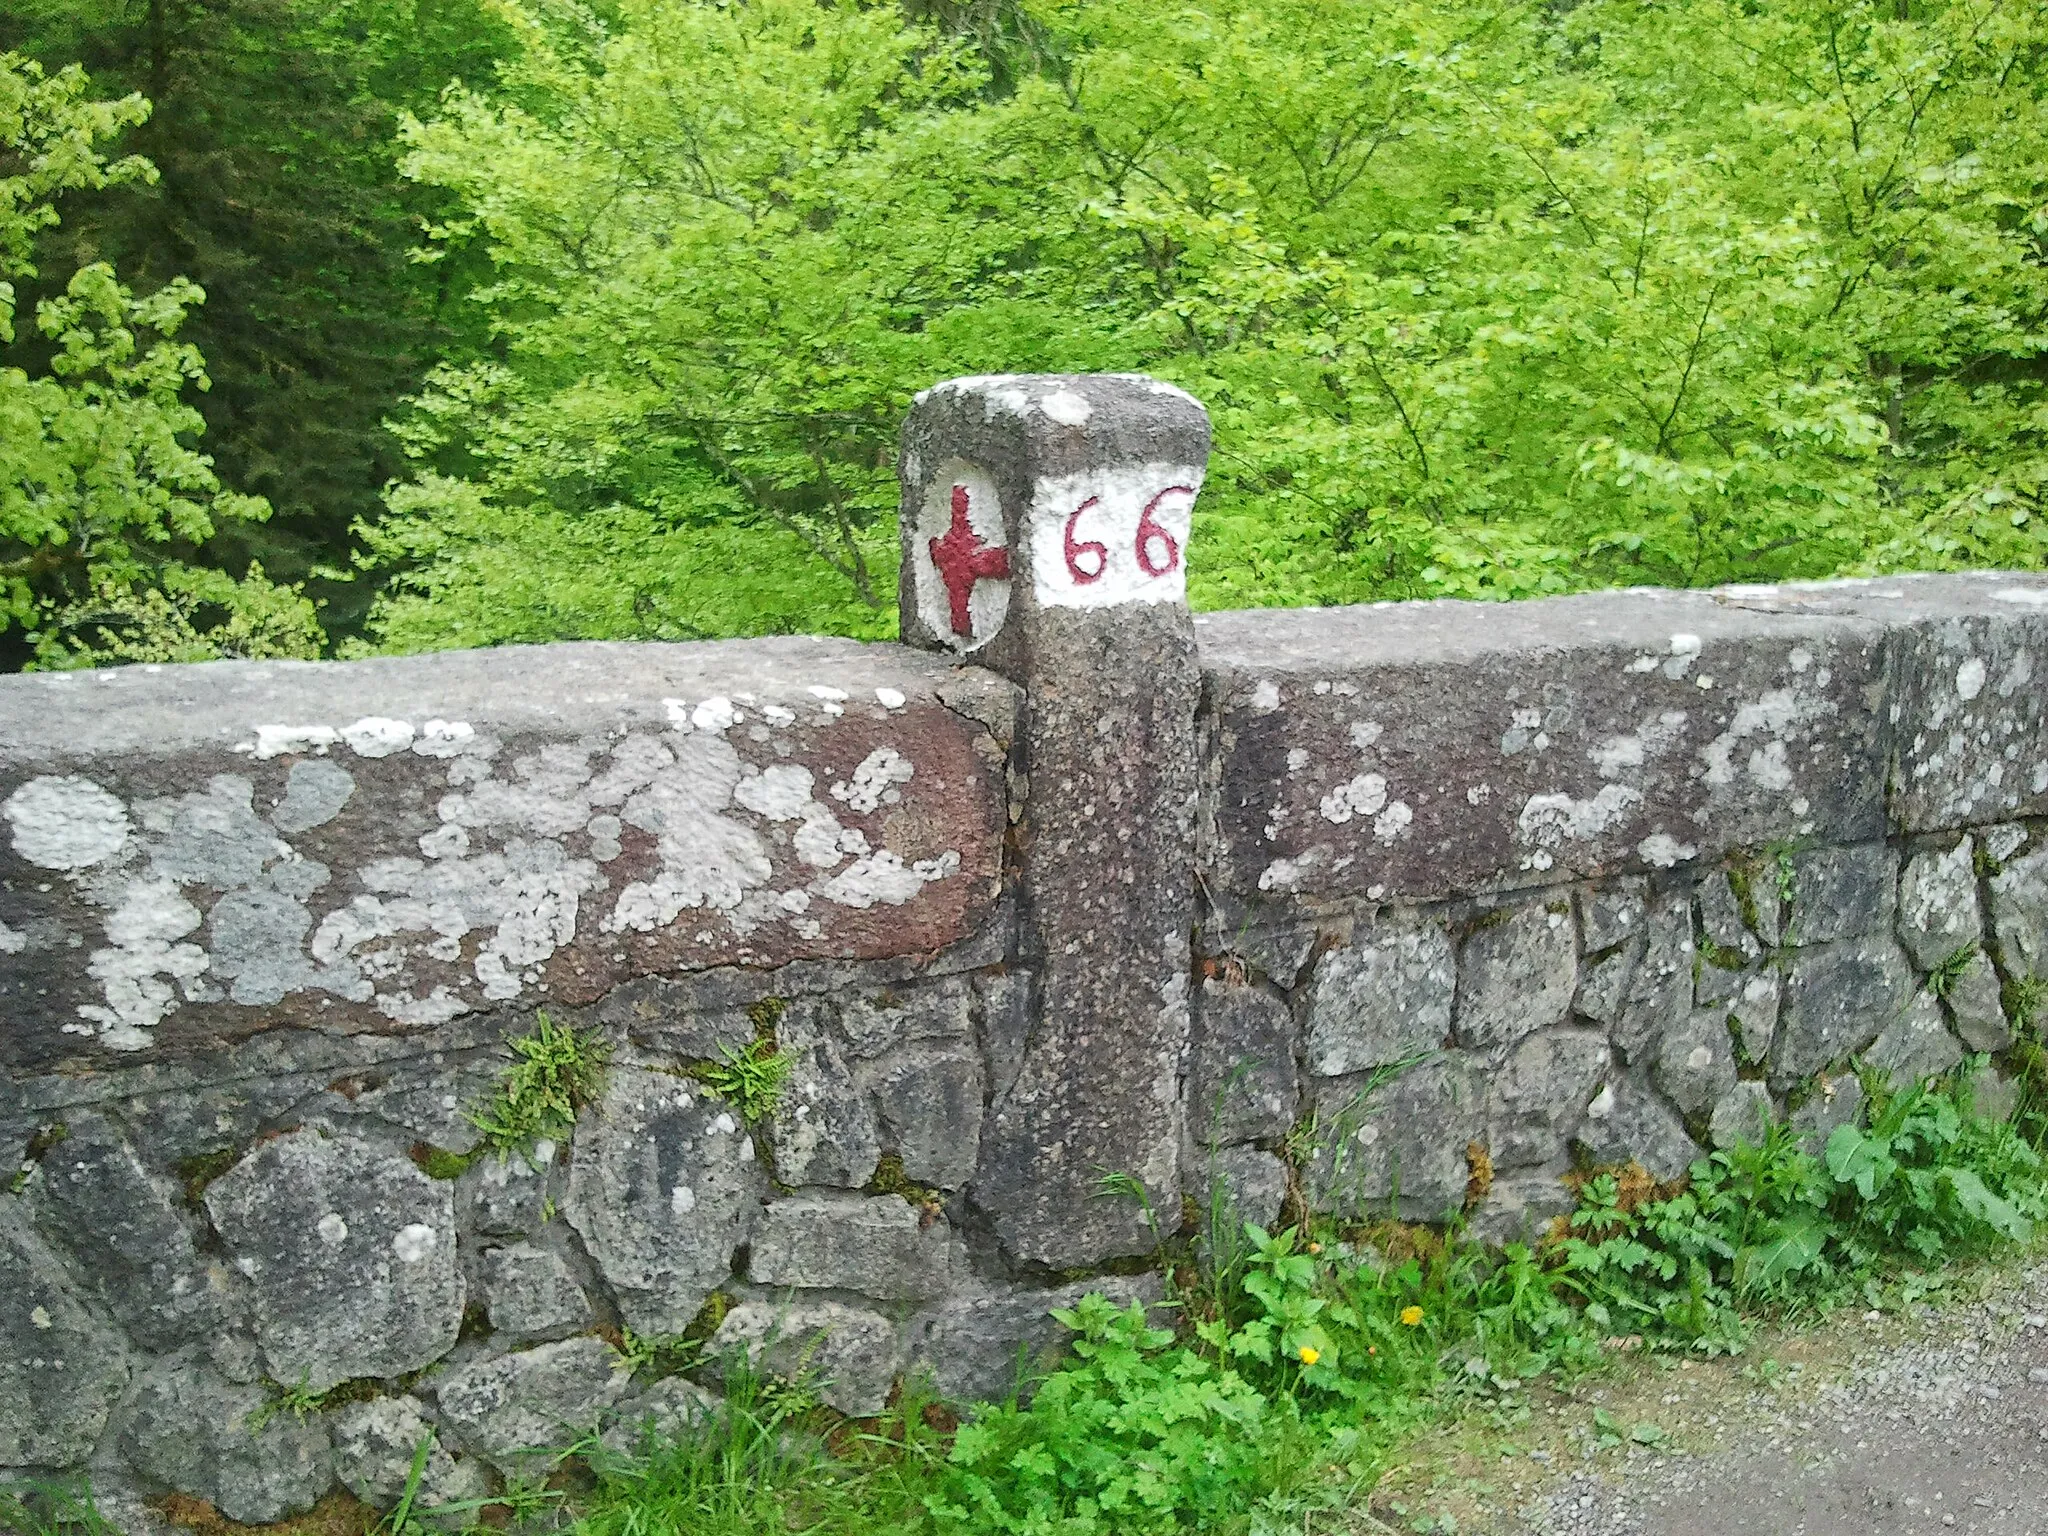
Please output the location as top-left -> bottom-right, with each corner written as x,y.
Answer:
1062,487 -> 1187,584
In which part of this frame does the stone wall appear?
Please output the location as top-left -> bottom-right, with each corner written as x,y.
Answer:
3,374 -> 2046,1525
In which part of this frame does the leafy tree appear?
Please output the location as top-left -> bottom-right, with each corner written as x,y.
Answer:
0,53 -> 319,666
365,0 -> 2048,649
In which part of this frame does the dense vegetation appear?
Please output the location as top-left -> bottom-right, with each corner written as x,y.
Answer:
2,0 -> 2044,662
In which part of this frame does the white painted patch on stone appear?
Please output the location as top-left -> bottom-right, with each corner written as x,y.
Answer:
1027,462 -> 1202,611
392,1223 -> 438,1262
911,459 -> 1011,653
3,775 -> 132,869
1955,657 -> 1988,701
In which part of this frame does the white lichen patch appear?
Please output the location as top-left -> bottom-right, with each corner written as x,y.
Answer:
3,776 -> 132,870
1516,784 -> 1644,853
1637,832 -> 1698,868
831,748 -> 914,813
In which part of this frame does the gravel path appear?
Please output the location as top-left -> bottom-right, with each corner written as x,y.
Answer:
1509,1263 -> 2048,1536
1374,1258 -> 2048,1536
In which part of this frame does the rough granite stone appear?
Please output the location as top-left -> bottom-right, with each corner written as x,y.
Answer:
1772,933 -> 1917,1089
203,1129 -> 462,1393
1653,1008 -> 1740,1121
1878,585 -> 2048,831
1964,1066 -> 2020,1124
328,1395 -> 490,1522
120,1348 -> 331,1524
479,1243 -> 592,1343
1697,870 -> 1764,962
1865,988 -> 1965,1087
1579,879 -> 1649,954
1791,1073 -> 1865,1155
1198,588 -> 1888,901
1184,977 -> 1300,1147
1305,1053 -> 1484,1219
1708,1080 -> 1776,1150
1573,936 -> 1638,1026
1989,844 -> 2048,980
902,376 -> 1207,1267
906,1275 -> 1163,1405
1302,912 -> 1454,1076
433,1336 -> 628,1467
1488,1027 -> 1611,1170
1189,1144 -> 1289,1233
1471,1169 -> 1577,1245
1945,948 -> 2012,1052
819,978 -> 975,1060
1575,1074 -> 1702,1180
564,1068 -> 764,1338
1786,843 -> 1893,946
1197,893 -> 1320,987
0,1198 -> 129,1467
25,1109 -> 225,1350
1610,886 -> 1694,1063
770,1030 -> 880,1190
1897,838 -> 1984,970
748,1195 -> 952,1301
1453,902 -> 1577,1058
599,1375 -> 722,1459
710,1300 -> 902,1417
864,1045 -> 984,1190
463,1145 -> 555,1237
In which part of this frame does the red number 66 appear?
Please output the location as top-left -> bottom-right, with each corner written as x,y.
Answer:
1062,485 -> 1190,584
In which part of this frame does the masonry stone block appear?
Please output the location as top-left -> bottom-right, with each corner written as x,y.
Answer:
749,1194 -> 953,1301
600,1376 -> 722,1459
0,638 -> 1005,1077
1454,901 -> 1577,1059
1189,1144 -> 1290,1236
204,1129 -> 461,1393
121,1348 -> 331,1524
565,1068 -> 763,1338
1708,1080 -> 1776,1150
865,1045 -> 984,1190
0,1198 -> 129,1467
1488,1027 -> 1610,1170
1989,843 -> 2048,980
1185,977 -> 1299,1147
1786,843 -> 1893,945
770,1030 -> 880,1189
902,374 -> 1208,1267
821,978 -> 976,1060
463,1145 -> 556,1237
1697,869 -> 1764,962
433,1336 -> 628,1468
1198,589 -> 1887,902
1946,949 -> 2012,1053
1872,578 -> 2048,830
1302,912 -> 1454,1076
1791,1073 -> 1865,1155
1897,838 -> 1983,970
1471,1170 -> 1577,1246
1197,893 -> 1320,986
27,1109 -> 225,1350
1696,967 -> 1780,1063
1653,1008 -> 1739,1121
328,1395 -> 490,1523
1305,1053 -> 1484,1219
1572,936 -> 1637,1026
479,1242 -> 591,1343
907,1275 -> 1163,1406
711,1300 -> 902,1417
1772,933 -> 1916,1089
1575,1074 -> 1702,1180
1609,886 -> 1694,1063
1579,878 -> 1649,954
1866,988 -> 1965,1087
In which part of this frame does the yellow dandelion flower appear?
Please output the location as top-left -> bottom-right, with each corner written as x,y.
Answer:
1400,1305 -> 1424,1327
1298,1345 -> 1320,1365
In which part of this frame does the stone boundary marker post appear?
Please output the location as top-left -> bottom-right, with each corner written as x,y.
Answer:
900,374 -> 1209,1266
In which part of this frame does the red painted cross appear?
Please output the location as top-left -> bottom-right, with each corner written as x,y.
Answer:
928,484 -> 1010,636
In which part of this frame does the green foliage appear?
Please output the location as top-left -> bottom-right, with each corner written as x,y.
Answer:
363,0 -> 2048,652
0,1479 -> 116,1536
467,1011 -> 610,1156
691,1039 -> 793,1126
1928,944 -> 1977,1000
0,53 -> 315,668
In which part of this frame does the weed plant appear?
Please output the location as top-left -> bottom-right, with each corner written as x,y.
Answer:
466,1013 -> 609,1157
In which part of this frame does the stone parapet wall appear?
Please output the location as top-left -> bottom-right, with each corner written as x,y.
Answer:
2,375 -> 2045,1526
